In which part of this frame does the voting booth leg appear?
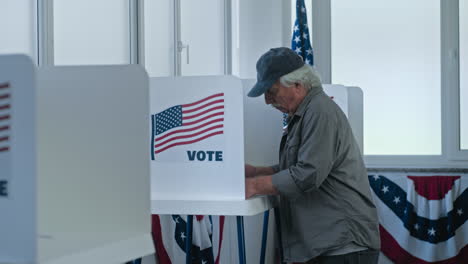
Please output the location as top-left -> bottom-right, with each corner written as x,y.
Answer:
186,215 -> 193,264
274,207 -> 286,264
236,216 -> 247,264
260,210 -> 270,264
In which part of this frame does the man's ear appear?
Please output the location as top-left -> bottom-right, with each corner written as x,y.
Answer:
294,82 -> 306,94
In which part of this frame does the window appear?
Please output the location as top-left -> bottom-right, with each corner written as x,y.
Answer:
144,0 -> 227,77
331,0 -> 441,156
0,0 -> 37,62
460,0 -> 468,150
143,0 -> 174,77
53,0 -> 131,65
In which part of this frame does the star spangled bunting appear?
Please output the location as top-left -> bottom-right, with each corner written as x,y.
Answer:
369,175 -> 467,243
151,93 -> 224,159
0,82 -> 11,153
368,174 -> 468,263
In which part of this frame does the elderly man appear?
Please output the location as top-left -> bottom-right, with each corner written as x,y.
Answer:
245,47 -> 380,264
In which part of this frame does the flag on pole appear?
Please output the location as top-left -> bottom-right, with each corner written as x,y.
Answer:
285,0 -> 314,128
292,0 -> 313,65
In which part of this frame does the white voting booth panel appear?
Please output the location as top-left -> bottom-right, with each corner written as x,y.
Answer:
150,76 -> 245,202
150,76 -> 278,217
0,55 -> 37,264
0,54 -> 154,264
322,84 -> 364,153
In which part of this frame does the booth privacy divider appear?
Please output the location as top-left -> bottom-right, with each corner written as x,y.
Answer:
0,54 -> 154,264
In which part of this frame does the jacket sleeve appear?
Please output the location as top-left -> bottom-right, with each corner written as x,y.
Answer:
272,112 -> 338,200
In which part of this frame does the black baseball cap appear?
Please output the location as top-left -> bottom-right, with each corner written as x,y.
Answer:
247,47 -> 304,97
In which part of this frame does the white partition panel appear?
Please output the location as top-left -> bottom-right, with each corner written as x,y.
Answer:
37,65 -> 153,263
242,79 -> 283,166
150,76 -> 245,201
0,55 -> 37,263
1,55 -> 154,263
323,84 -> 364,153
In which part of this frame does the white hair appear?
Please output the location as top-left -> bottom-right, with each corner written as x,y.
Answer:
279,64 -> 322,91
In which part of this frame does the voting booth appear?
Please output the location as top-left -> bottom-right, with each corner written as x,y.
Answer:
150,77 -> 363,203
149,76 -> 364,263
0,55 -> 154,263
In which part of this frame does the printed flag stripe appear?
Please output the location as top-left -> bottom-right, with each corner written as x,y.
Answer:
183,112 -> 224,126
155,118 -> 224,142
183,106 -> 224,120
0,94 -> 10,100
0,104 -> 10,111
182,93 -> 223,108
0,147 -> 9,152
380,225 -> 468,264
155,131 -> 223,154
0,114 -> 10,121
0,136 -> 8,142
152,93 -> 224,157
155,124 -> 223,148
0,126 -> 9,132
0,83 -> 10,89
183,99 -> 224,114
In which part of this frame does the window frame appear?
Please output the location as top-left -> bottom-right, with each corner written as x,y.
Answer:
312,0 -> 468,168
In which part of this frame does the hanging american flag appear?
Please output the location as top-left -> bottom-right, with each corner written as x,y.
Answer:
151,93 -> 224,160
292,0 -> 314,65
368,174 -> 468,263
284,0 -> 314,128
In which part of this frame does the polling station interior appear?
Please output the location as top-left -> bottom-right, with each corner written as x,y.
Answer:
1,1 -> 468,264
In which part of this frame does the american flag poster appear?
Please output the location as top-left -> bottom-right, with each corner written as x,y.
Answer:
369,173 -> 468,263
151,93 -> 225,161
150,76 -> 244,201
0,81 -> 11,181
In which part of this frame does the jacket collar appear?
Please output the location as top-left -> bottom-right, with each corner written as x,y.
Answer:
293,86 -> 323,118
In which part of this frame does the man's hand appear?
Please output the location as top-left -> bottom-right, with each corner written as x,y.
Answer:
245,175 -> 279,199
245,177 -> 257,199
244,164 -> 257,178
